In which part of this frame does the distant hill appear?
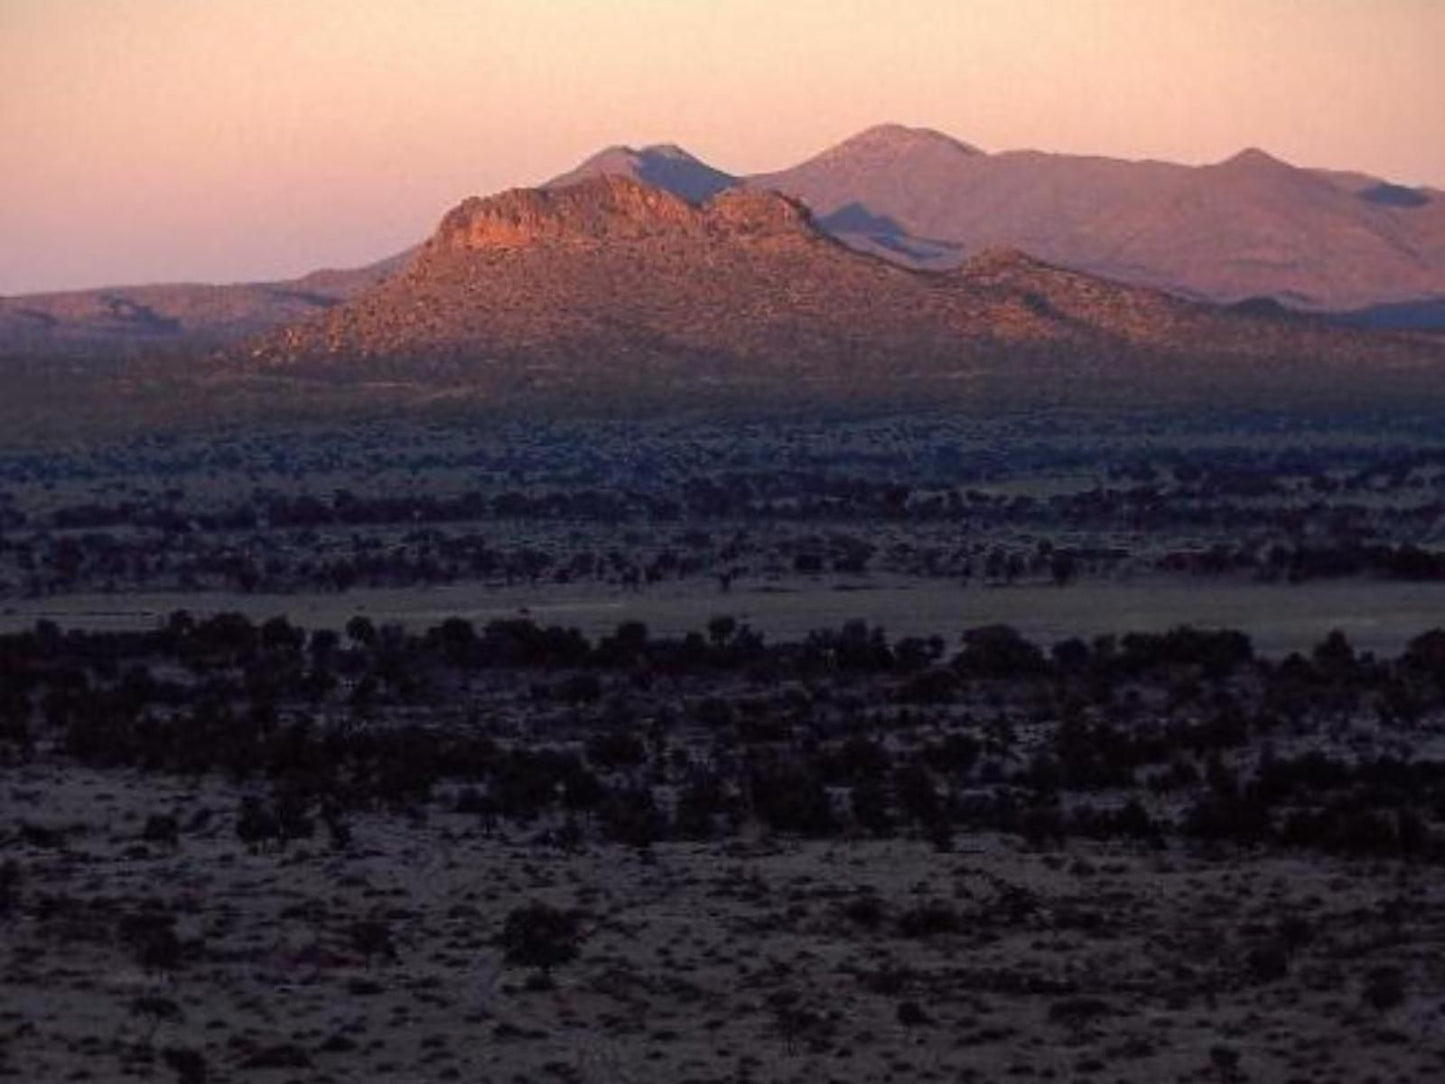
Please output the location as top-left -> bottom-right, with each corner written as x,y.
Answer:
239,174 -> 1443,410
749,125 -> 1445,311
0,250 -> 412,358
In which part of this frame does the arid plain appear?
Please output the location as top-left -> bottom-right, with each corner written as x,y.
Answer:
5,119 -> 1445,1083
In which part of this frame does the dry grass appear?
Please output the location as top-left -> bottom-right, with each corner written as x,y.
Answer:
4,762 -> 1443,1083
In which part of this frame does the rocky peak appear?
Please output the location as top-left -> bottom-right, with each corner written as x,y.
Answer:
820,123 -> 983,163
1216,147 -> 1293,173
546,143 -> 737,203
578,142 -> 705,167
428,175 -> 703,251
639,142 -> 700,161
571,145 -> 649,172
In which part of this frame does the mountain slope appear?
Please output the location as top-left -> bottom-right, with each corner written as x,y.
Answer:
0,250 -> 413,358
242,175 -> 1441,408
752,125 -> 1445,309
546,143 -> 737,203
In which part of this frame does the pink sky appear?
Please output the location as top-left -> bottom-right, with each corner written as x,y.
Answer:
3,0 -> 1443,294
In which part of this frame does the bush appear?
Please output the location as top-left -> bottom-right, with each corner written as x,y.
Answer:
349,920 -> 398,965
586,730 -> 646,768
897,1000 -> 931,1026
1362,966 -> 1406,1011
499,902 -> 582,972
955,625 -> 1046,678
841,894 -> 885,930
896,901 -> 960,938
162,1047 -> 208,1084
0,860 -> 20,918
1048,996 -> 1112,1033
1244,943 -> 1289,983
142,812 -> 180,847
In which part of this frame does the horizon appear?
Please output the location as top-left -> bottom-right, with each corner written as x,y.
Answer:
4,0 -> 1443,295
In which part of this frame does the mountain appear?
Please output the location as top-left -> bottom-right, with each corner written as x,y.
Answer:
241,174 -> 1441,409
0,250 -> 413,358
546,143 -> 736,203
0,143 -> 733,360
751,125 -> 1445,311
7,124 -> 1445,362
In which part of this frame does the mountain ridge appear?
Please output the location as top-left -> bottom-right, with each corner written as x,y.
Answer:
0,249 -> 413,357
6,123 -> 1445,359
750,125 -> 1445,309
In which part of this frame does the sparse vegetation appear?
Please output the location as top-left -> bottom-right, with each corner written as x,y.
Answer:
4,411 -> 1445,1081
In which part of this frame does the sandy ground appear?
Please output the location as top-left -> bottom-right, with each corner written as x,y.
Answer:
4,761 -> 1444,1083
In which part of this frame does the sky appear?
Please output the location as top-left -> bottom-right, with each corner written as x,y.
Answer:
3,0 -> 1443,294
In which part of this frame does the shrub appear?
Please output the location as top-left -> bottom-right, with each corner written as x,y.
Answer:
896,901 -> 960,938
142,812 -> 180,848
1208,1044 -> 1243,1082
0,860 -> 20,918
841,894 -> 885,930
349,920 -> 399,966
1244,943 -> 1289,983
162,1047 -> 208,1084
586,730 -> 646,768
1362,966 -> 1406,1011
896,1000 -> 931,1026
499,902 -> 582,973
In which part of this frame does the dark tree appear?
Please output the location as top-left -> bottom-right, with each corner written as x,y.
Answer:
349,920 -> 399,966
162,1047 -> 208,1084
142,812 -> 180,849
0,860 -> 20,919
499,902 -> 583,973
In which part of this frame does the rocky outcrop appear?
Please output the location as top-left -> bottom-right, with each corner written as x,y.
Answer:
426,175 -> 815,254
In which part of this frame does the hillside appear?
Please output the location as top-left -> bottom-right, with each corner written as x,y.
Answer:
752,125 -> 1445,310
240,175 -> 1442,409
0,251 -> 412,358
